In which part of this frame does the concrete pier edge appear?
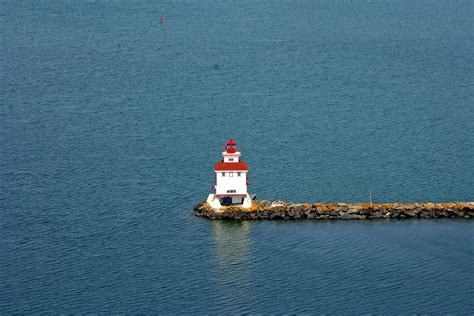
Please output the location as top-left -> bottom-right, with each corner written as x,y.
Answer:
194,200 -> 474,220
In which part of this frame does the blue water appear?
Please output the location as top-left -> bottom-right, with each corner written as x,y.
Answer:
1,0 -> 473,313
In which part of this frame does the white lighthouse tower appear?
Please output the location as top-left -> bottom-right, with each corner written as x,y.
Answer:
207,139 -> 253,209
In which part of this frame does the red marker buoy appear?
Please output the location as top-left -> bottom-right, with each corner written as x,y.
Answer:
160,16 -> 163,25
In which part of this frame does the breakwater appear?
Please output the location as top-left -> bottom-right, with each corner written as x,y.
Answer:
194,200 -> 474,220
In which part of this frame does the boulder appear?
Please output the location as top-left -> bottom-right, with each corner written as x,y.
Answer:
339,211 -> 352,220
336,205 -> 348,212
391,211 -> 400,218
288,204 -> 303,219
403,210 -> 418,218
348,205 -> 364,214
425,202 -> 435,209
259,213 -> 269,219
368,211 -> 383,219
289,204 -> 304,212
306,212 -> 317,219
421,211 -> 430,218
452,209 -> 464,217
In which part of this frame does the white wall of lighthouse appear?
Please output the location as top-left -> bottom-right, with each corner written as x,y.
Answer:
215,171 -> 248,196
223,156 -> 240,163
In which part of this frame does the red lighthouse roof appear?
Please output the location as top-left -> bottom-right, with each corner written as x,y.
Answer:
214,161 -> 248,171
227,138 -> 236,146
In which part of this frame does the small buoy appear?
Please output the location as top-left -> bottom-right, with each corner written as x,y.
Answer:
160,16 -> 163,25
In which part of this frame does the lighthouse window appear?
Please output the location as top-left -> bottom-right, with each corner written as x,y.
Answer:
222,172 -> 225,177
227,190 -> 236,193
229,158 -> 234,161
229,172 -> 233,177
237,172 -> 241,177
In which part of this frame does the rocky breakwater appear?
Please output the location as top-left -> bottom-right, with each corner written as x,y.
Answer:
194,200 -> 474,220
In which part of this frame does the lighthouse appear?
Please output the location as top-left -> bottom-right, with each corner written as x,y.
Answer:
207,139 -> 254,209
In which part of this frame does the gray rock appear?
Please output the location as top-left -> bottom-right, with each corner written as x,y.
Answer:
336,206 -> 348,212
403,210 -> 417,217
306,212 -> 316,219
339,211 -> 352,219
348,205 -> 363,214
289,204 -> 304,212
369,211 -> 383,219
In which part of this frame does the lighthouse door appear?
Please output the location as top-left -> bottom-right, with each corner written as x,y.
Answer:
221,197 -> 233,206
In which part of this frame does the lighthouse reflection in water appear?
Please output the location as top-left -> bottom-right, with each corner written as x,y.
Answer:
211,221 -> 256,309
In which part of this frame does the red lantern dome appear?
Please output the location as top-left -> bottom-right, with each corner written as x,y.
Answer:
225,138 -> 237,153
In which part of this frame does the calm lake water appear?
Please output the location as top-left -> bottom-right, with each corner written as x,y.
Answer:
1,0 -> 473,313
